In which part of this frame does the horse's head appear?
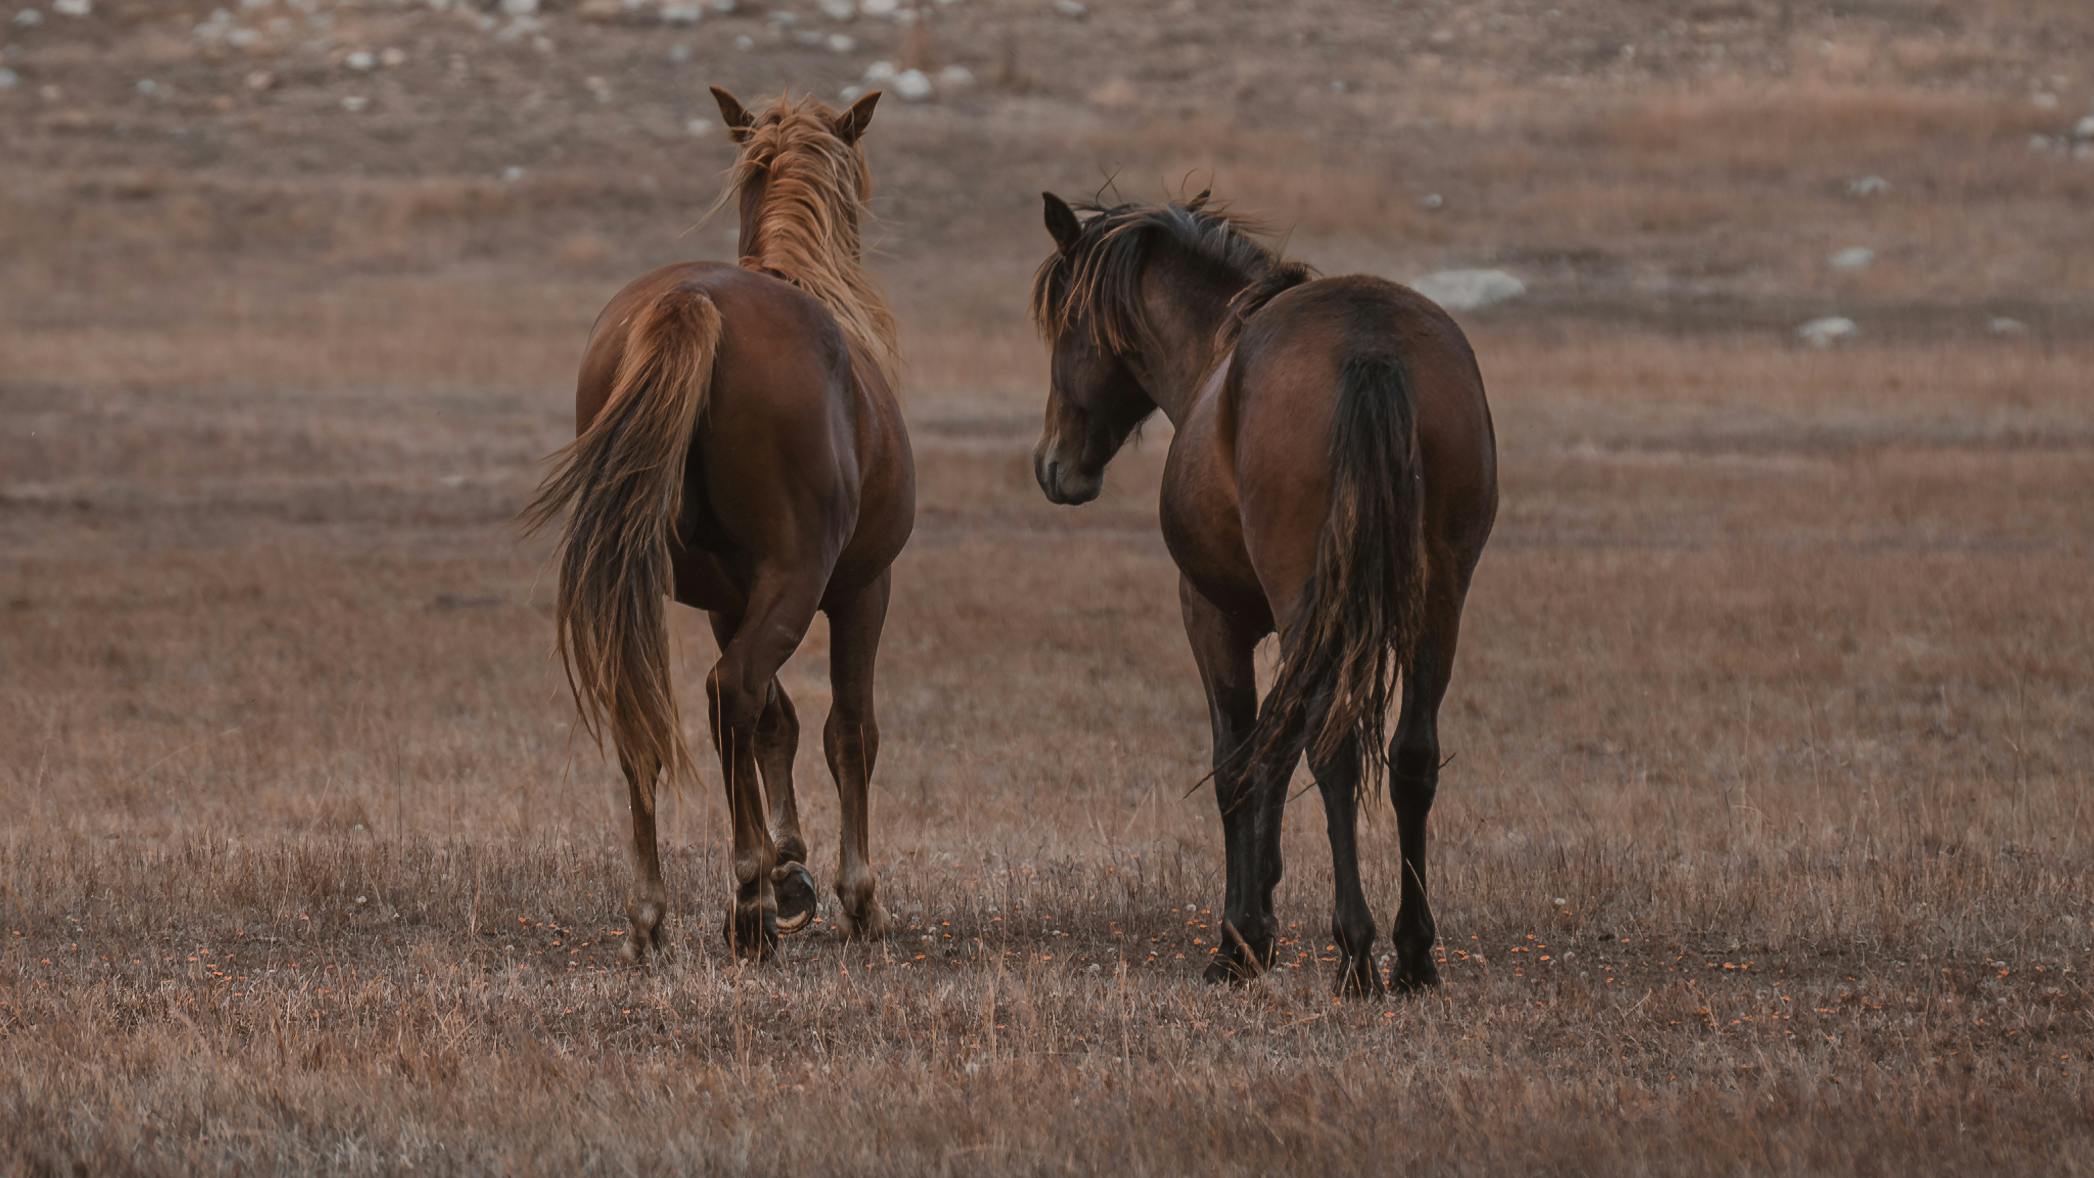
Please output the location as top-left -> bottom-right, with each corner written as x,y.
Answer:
711,86 -> 881,263
1028,191 -> 1159,506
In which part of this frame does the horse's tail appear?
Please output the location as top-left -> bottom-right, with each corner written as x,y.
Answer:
522,287 -> 720,808
1242,353 -> 1426,804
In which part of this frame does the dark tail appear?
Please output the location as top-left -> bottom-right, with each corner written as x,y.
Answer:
1242,353 -> 1426,802
522,288 -> 721,808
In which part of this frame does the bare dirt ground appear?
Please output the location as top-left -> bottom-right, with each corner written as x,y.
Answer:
3,1 -> 2092,1174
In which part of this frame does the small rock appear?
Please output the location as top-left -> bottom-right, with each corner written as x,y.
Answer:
2028,134 -> 2057,153
710,0 -> 737,12
684,117 -> 713,136
861,0 -> 898,15
341,94 -> 369,112
53,0 -> 89,15
1419,192 -> 1444,211
894,68 -> 932,101
863,59 -> 897,84
1412,268 -> 1524,311
838,83 -> 864,101
733,33 -> 752,49
1796,316 -> 1858,348
1846,175 -> 1889,197
0,68 -> 17,90
1052,0 -> 1087,16
2032,92 -> 2059,109
819,0 -> 855,18
134,78 -> 160,95
380,47 -> 407,67
1988,316 -> 2029,337
1827,246 -> 1875,272
826,32 -> 855,52
13,9 -> 43,28
244,69 -> 275,90
667,42 -> 692,63
2075,114 -> 2094,141
936,64 -> 974,90
501,165 -> 525,182
344,49 -> 376,70
661,0 -> 703,21
500,0 -> 538,14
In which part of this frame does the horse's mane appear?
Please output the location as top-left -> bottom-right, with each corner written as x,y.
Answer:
721,92 -> 900,390
1030,196 -> 1311,355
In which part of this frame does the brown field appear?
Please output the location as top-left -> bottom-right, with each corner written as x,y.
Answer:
3,1 -> 2092,1174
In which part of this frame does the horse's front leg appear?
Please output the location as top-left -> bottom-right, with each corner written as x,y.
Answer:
1180,577 -> 1275,983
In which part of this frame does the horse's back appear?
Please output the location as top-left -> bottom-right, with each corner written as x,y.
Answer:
577,261 -> 911,610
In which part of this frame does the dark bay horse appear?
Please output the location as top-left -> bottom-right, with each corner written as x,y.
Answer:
1030,192 -> 1497,995
526,88 -> 913,962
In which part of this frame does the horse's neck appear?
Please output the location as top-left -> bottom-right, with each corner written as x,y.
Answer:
1132,263 -> 1241,427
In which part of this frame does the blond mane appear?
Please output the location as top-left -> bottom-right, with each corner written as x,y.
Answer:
721,93 -> 901,391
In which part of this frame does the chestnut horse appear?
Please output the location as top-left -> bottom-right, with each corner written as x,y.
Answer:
527,89 -> 913,962
1030,192 -> 1497,995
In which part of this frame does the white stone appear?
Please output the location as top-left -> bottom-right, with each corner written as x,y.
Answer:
863,59 -> 896,84
818,0 -> 855,18
661,0 -> 702,20
936,64 -> 974,89
838,83 -> 864,101
344,49 -> 376,70
1988,316 -> 2029,337
1052,0 -> 1086,15
861,0 -> 897,14
53,0 -> 89,15
1419,192 -> 1444,211
501,165 -> 525,182
500,0 -> 537,14
826,33 -> 854,51
1411,268 -> 1525,311
2074,114 -> 2094,140
2032,91 -> 2059,109
1846,175 -> 1889,197
0,68 -> 17,89
1796,316 -> 1858,348
1827,246 -> 1875,271
13,9 -> 43,27
340,94 -> 369,112
684,117 -> 713,136
894,68 -> 932,101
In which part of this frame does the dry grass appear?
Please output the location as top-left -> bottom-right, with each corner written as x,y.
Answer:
4,1 -> 2094,1173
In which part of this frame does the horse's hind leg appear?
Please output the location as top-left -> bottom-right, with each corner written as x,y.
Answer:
1387,570 -> 1472,991
706,575 -> 822,962
617,753 -> 668,964
1180,577 -> 1275,984
823,570 -> 891,939
1310,739 -> 1384,997
756,681 -> 819,932
710,611 -> 817,934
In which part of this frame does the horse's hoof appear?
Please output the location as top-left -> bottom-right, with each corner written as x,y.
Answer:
835,897 -> 890,941
622,902 -> 665,964
1391,957 -> 1442,994
722,904 -> 779,962
1334,955 -> 1387,999
772,862 -> 818,934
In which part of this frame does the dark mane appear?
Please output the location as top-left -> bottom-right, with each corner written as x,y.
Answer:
1030,197 -> 1304,354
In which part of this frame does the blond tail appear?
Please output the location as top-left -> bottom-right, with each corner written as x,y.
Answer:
523,288 -> 720,807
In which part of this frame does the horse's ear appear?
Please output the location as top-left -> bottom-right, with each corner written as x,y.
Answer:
833,90 -> 881,144
710,85 -> 755,142
1043,192 -> 1082,253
